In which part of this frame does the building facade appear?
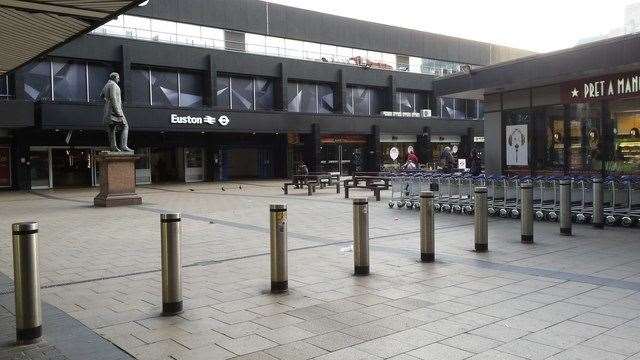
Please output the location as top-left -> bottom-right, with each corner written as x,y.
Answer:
0,0 -> 531,190
435,33 -> 640,177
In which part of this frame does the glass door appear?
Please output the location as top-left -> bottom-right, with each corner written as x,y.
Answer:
30,147 -> 52,189
184,147 -> 204,183
135,148 -> 152,185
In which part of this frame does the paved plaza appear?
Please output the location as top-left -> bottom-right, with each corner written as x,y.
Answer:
1,181 -> 640,359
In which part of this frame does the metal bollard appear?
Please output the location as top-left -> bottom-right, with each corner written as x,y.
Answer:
270,204 -> 288,293
420,191 -> 435,262
559,179 -> 572,236
12,222 -> 42,344
520,182 -> 534,244
353,198 -> 370,275
160,213 -> 183,315
474,187 -> 488,252
592,178 -> 604,229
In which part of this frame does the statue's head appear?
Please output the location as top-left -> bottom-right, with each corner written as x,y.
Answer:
109,72 -> 120,83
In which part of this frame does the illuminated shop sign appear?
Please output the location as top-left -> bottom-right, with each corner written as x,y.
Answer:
170,114 -> 230,126
562,71 -> 640,103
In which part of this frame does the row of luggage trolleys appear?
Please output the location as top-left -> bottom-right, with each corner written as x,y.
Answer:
388,172 -> 640,227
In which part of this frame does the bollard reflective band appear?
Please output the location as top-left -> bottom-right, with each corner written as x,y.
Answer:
12,229 -> 38,236
474,187 -> 488,193
270,204 -> 287,212
353,200 -> 368,205
420,191 -> 434,198
160,218 -> 181,223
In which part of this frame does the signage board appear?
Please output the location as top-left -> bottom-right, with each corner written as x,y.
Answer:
389,147 -> 399,161
458,159 -> 467,170
170,114 -> 230,126
562,70 -> 640,103
0,146 -> 11,187
506,124 -> 528,166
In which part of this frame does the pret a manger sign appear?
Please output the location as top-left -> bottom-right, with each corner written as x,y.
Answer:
563,71 -> 640,103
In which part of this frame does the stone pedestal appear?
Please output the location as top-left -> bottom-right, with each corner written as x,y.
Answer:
94,152 -> 143,207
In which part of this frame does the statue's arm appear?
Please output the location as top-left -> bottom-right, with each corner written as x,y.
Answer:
110,85 -> 125,118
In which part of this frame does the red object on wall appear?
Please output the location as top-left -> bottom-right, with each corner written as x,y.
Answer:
0,146 -> 11,187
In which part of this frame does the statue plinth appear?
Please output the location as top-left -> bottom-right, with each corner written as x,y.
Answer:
94,151 -> 143,207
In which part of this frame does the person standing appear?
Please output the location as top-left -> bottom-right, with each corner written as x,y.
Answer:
440,146 -> 455,173
469,147 -> 482,176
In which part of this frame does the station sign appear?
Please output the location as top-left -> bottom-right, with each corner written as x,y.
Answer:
170,114 -> 230,126
562,70 -> 640,103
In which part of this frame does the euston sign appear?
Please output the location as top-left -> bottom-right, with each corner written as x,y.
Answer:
562,71 -> 640,103
170,114 -> 230,126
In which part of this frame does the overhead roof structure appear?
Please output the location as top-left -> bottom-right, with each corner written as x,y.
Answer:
0,0 -> 147,75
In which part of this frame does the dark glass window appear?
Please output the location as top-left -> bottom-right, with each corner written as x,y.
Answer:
353,87 -> 370,115
151,70 -> 179,106
440,98 -> 454,118
416,93 -> 429,113
255,77 -> 274,111
465,99 -> 478,119
179,72 -> 204,108
287,82 -> 301,112
216,76 -> 230,108
453,98 -> 466,119
300,83 -> 317,113
230,77 -> 253,110
0,75 -> 8,95
52,61 -> 87,102
345,87 -> 354,114
23,61 -> 52,101
399,92 -> 415,113
88,62 -> 115,102
131,68 -> 151,105
369,88 -> 386,115
478,101 -> 485,119
318,84 -> 335,113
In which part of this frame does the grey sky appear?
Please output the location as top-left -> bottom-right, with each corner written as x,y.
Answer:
265,0 -> 638,53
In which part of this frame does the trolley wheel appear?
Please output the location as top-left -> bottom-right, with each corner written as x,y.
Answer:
621,216 -> 633,227
442,204 -> 451,212
575,213 -> 587,224
535,211 -> 545,221
606,215 -> 617,226
388,201 -> 395,209
499,208 -> 509,218
462,205 -> 473,214
488,207 -> 496,216
452,205 -> 462,213
434,203 -> 441,212
547,211 -> 558,222
414,203 -> 421,210
511,209 -> 520,219
405,201 -> 414,209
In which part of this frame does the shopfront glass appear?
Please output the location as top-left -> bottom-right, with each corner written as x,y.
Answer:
569,103 -> 602,173
184,147 -> 204,182
135,148 -> 152,184
610,98 -> 640,174
532,105 -> 565,172
30,148 -> 51,189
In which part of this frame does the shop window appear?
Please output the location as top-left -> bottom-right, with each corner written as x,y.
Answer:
610,98 -> 640,174
230,76 -> 253,110
130,68 -> 150,105
88,62 -> 115,102
416,93 -> 429,113
398,92 -> 416,114
345,86 -> 354,114
151,70 -> 179,106
255,77 -> 274,111
179,72 -> 204,108
533,105 -> 565,171
452,99 -> 466,119
216,76 -> 230,108
569,103 -> 602,172
23,61 -> 52,101
318,84 -> 335,113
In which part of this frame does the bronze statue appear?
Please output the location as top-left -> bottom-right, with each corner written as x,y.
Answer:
101,73 -> 133,152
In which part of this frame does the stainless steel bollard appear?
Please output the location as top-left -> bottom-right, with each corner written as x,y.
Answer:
160,213 -> 183,315
12,222 -> 42,344
353,198 -> 370,275
270,204 -> 288,293
474,187 -> 488,252
559,179 -> 572,236
420,191 -> 435,262
520,182 -> 534,244
592,178 -> 604,229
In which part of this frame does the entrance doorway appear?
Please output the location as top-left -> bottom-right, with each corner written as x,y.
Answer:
51,148 -> 92,188
150,148 -> 180,183
184,147 -> 205,183
321,143 -> 365,175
